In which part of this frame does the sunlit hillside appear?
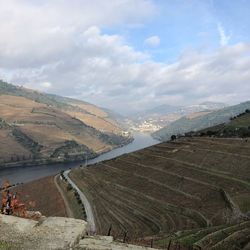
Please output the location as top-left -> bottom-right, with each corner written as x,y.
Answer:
0,80 -> 132,167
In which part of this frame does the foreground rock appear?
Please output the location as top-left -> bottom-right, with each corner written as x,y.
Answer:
0,214 -> 87,249
77,236 -> 156,250
0,214 -> 157,250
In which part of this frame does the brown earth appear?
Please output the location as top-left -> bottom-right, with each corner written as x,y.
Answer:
70,137 -> 250,242
0,129 -> 31,163
0,94 -> 127,166
67,100 -> 122,133
185,111 -> 211,119
12,176 -> 67,217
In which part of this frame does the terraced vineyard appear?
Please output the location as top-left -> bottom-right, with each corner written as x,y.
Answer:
70,136 -> 250,248
0,80 -> 131,167
155,221 -> 250,249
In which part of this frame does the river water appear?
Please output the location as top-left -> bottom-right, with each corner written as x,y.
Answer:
0,133 -> 159,185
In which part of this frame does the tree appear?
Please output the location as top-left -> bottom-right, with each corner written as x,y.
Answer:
171,135 -> 177,141
67,184 -> 73,191
206,130 -> 215,137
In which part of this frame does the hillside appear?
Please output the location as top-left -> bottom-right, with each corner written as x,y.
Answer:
152,101 -> 250,141
126,102 -> 226,133
0,80 -> 132,168
11,176 -> 68,218
189,109 -> 250,138
7,114 -> 250,249
69,130 -> 250,248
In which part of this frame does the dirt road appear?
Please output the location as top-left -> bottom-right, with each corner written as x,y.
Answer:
64,170 -> 96,233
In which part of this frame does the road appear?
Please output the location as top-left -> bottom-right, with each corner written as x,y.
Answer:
54,175 -> 74,218
64,170 -> 96,233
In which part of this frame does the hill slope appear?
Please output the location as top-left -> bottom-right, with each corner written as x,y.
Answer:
10,114 -> 250,249
0,80 -> 132,167
70,135 -> 250,237
152,101 -> 250,141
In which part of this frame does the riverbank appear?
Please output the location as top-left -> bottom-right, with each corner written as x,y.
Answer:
0,136 -> 134,170
0,155 -> 93,170
0,133 -> 158,185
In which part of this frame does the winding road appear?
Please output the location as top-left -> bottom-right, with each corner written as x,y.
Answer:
54,175 -> 74,218
63,170 -> 96,233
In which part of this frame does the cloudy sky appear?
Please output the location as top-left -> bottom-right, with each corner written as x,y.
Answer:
0,0 -> 250,114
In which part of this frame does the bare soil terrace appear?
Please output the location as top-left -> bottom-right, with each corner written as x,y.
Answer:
12,176 -> 67,217
0,94 -> 130,167
70,137 -> 250,241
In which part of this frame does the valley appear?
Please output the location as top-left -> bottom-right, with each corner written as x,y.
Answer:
126,102 -> 226,133
63,112 -> 250,249
0,80 -> 132,169
2,108 -> 250,249
1,81 -> 250,249
0,132 -> 159,184
1,2 -> 250,249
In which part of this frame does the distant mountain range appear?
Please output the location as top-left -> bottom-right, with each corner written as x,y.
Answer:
133,102 -> 227,120
0,80 -> 131,168
153,101 -> 250,141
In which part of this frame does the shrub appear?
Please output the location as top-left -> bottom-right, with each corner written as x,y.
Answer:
66,184 -> 73,191
171,135 -> 177,141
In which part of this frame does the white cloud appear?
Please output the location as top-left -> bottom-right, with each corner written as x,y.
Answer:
144,36 -> 161,47
40,82 -> 52,89
0,1 -> 249,114
0,0 -> 156,68
217,22 -> 231,46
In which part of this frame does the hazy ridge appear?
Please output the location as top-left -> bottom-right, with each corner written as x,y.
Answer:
153,101 -> 250,141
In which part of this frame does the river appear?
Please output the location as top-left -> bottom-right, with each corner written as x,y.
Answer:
0,133 -> 159,185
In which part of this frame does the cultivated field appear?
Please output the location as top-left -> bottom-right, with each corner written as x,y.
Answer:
12,176 -> 67,217
0,93 -> 128,166
0,129 -> 31,162
0,95 -> 109,150
65,111 -> 121,134
70,136 -> 250,247
66,100 -> 122,133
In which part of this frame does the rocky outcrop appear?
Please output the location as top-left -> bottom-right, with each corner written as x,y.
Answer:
77,236 -> 158,250
0,214 -> 87,249
0,215 -> 157,250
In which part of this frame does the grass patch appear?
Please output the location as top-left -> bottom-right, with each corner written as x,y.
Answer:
178,225 -> 226,247
229,113 -> 250,128
233,193 -> 250,213
0,241 -> 12,250
57,177 -> 86,220
154,226 -> 226,248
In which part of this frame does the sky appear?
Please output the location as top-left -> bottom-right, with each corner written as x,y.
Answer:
0,0 -> 250,114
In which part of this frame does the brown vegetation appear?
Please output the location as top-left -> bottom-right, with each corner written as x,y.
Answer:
0,94 -> 128,167
70,137 -> 250,245
0,129 -> 31,163
67,100 -> 122,132
12,176 -> 67,217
